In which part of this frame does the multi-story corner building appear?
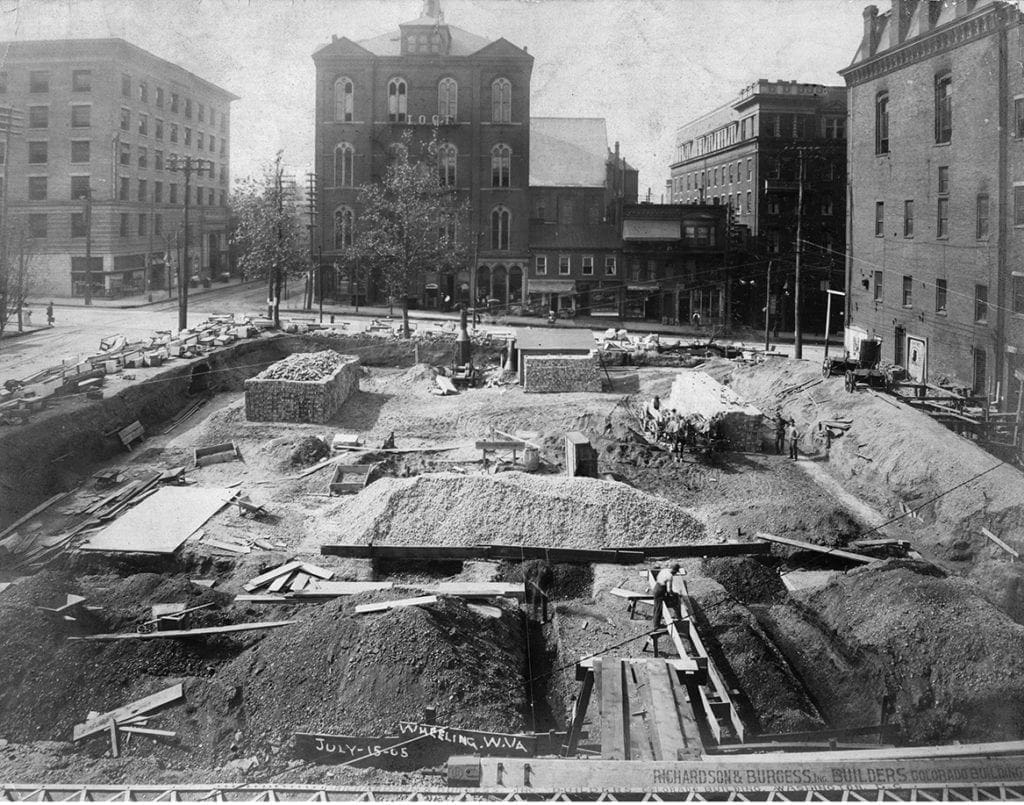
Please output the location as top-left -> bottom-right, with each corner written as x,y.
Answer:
312,1 -> 532,309
0,38 -> 237,298
526,118 -> 637,316
668,80 -> 847,330
620,203 -> 729,323
842,0 -> 1024,407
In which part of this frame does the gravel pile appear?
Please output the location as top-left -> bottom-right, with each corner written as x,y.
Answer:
320,471 -> 704,547
255,351 -> 346,382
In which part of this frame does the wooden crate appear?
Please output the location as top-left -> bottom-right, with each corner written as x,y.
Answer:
328,464 -> 375,496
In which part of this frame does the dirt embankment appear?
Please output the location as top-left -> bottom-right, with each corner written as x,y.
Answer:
757,560 -> 1024,744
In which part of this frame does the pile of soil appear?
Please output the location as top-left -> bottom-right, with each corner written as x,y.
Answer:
688,579 -> 824,735
0,572 -> 238,744
758,560 -> 1024,744
700,557 -> 786,605
289,436 -> 330,467
319,471 -> 705,548
179,594 -> 528,763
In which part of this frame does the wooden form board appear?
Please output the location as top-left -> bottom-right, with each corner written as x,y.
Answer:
756,531 -> 874,565
320,542 -> 768,563
581,659 -> 702,761
68,620 -> 295,641
354,595 -> 438,614
80,487 -> 233,554
73,684 -> 184,741
470,753 -> 1024,792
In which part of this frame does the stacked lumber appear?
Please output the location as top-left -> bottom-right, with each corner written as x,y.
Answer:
242,560 -> 336,595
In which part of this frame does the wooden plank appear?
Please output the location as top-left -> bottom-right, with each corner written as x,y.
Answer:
608,588 -> 654,601
647,660 -> 689,760
755,531 -> 875,564
267,571 -> 295,593
80,487 -> 234,554
475,440 -> 527,451
298,562 -> 334,580
319,543 -> 648,564
354,595 -> 438,615
422,582 -> 525,601
202,539 -> 250,554
634,542 -> 771,558
68,621 -> 295,641
118,726 -> 177,739
296,581 -> 395,596
566,669 -> 594,756
243,561 -> 304,592
982,527 -> 1020,559
289,573 -> 310,592
598,658 -> 628,760
73,684 -> 184,741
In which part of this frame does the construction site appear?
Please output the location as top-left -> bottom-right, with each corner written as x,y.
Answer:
3,313 -> 1024,801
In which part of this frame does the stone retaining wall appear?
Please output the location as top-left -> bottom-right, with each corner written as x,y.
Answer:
244,354 -> 360,423
523,354 -> 602,394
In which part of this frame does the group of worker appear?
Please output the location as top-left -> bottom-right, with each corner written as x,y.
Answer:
644,395 -> 719,454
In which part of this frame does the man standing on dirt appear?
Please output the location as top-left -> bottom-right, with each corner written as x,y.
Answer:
652,563 -> 683,630
774,411 -> 786,454
787,419 -> 800,460
46,302 -> 55,327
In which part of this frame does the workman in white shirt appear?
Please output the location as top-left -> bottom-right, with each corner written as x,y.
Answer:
652,563 -> 684,629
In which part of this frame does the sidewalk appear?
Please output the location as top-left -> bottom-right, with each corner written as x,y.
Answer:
27,277 -> 262,309
278,301 -> 834,348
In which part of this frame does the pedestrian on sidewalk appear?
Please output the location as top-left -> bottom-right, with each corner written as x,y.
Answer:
46,302 -> 54,327
787,419 -> 801,460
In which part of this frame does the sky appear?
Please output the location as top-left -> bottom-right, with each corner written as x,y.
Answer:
0,0 -> 869,192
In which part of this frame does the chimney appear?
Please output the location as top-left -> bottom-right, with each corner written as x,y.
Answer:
892,0 -> 917,43
863,5 -> 880,57
954,0 -> 973,17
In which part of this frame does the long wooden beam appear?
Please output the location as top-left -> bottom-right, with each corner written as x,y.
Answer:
755,532 -> 875,564
68,621 -> 295,641
320,542 -> 767,563
73,684 -> 184,741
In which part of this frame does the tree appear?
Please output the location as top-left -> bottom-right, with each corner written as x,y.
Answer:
230,152 -> 308,328
343,130 -> 469,337
0,217 -> 35,341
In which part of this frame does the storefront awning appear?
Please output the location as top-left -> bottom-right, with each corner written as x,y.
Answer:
528,279 -> 576,293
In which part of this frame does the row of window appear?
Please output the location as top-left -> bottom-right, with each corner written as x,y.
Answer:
332,203 -> 514,251
534,254 -> 617,276
332,75 -> 513,124
23,210 -> 167,239
872,271 -> 993,321
117,109 -> 227,155
0,69 -> 227,131
677,113 -> 845,162
874,73 -> 951,154
330,141 -> 512,188
872,167 -> 990,240
19,174 -> 225,206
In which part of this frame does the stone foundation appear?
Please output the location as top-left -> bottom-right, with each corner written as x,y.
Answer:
523,354 -> 602,394
665,370 -> 763,450
244,353 -> 360,423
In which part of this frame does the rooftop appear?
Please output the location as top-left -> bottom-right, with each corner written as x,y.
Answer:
530,118 -> 609,188
513,327 -> 596,352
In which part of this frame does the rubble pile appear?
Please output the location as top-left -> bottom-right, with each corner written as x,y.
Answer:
318,471 -> 705,548
522,355 -> 602,394
244,351 -> 360,424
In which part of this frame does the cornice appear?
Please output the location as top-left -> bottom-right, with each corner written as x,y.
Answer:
840,5 -> 1015,88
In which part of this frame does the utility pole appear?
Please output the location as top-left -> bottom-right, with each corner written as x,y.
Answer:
83,187 -> 93,305
167,155 -> 213,331
764,260 -> 772,353
305,172 -> 317,314
794,148 -> 805,360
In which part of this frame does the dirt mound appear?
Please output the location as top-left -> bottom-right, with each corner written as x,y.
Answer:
318,472 -> 704,548
758,560 -> 1024,744
289,436 -> 330,467
688,580 -> 824,735
0,572 -> 242,744
700,557 -> 786,604
181,594 -> 527,763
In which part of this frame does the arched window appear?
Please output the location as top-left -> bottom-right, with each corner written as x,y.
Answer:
491,78 -> 511,123
491,205 -> 510,250
334,77 -> 353,122
334,142 -> 354,187
334,206 -> 354,249
491,144 -> 511,188
875,91 -> 889,155
388,78 -> 407,122
438,143 -> 457,187
437,78 -> 457,122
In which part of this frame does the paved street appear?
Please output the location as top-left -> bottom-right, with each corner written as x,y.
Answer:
1,280 -> 832,383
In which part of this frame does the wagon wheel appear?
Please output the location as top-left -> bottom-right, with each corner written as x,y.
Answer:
844,370 -> 856,393
821,359 -> 832,377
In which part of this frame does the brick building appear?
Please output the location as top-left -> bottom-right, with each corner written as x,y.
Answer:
668,80 -> 847,330
0,39 -> 236,298
841,0 -> 1024,405
312,1 -> 532,309
526,118 -> 637,316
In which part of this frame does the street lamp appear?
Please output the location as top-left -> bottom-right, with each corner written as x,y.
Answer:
167,155 -> 214,331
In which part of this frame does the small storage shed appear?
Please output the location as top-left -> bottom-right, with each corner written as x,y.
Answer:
513,327 -> 596,386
